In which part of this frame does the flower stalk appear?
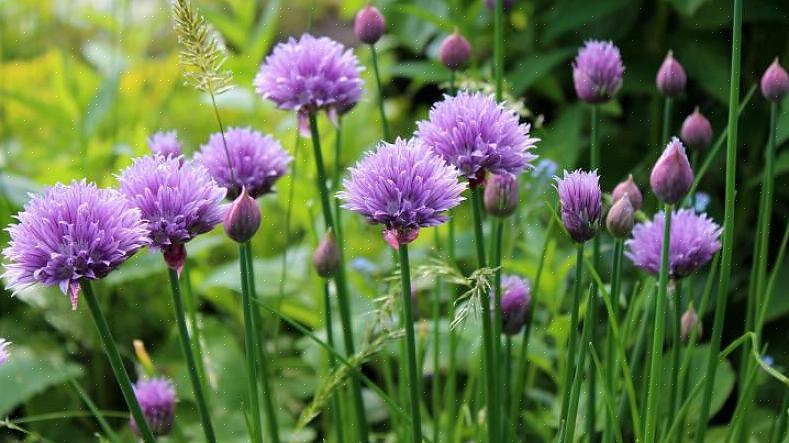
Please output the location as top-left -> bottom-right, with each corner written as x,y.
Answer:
559,244 -> 585,437
398,244 -> 423,443
370,44 -> 390,142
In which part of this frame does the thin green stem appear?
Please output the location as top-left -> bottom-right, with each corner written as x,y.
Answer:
562,286 -> 594,443
80,281 -> 156,443
370,44 -> 390,142
667,280 -> 682,435
432,230 -> 442,443
167,268 -> 217,443
589,104 -> 600,441
560,244 -> 585,435
307,112 -> 368,441
182,263 -> 208,397
492,217 -> 504,437
208,92 -> 236,184
67,373 -> 120,443
494,0 -> 504,102
661,97 -> 673,147
470,186 -> 498,443
604,238 -> 624,443
399,244 -> 423,443
769,388 -> 789,443
323,282 -> 345,443
754,101 -> 778,337
450,70 -> 456,94
502,335 -> 512,443
644,204 -> 673,443
238,243 -> 264,443
694,0 -> 742,440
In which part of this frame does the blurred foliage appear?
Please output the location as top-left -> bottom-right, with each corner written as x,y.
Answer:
1,0 -> 789,441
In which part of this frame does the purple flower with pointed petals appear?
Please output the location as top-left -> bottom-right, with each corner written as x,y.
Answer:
118,155 -> 226,272
416,91 -> 538,184
573,40 -> 625,104
195,127 -> 291,199
339,138 -> 466,248
254,34 -> 364,119
148,131 -> 182,158
130,378 -> 176,437
555,170 -> 602,243
0,339 -> 10,367
651,137 -> 693,204
500,275 -> 531,335
626,209 -> 722,278
2,181 -> 149,308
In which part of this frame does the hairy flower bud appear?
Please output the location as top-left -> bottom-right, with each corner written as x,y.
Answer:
354,5 -> 385,44
439,32 -> 471,71
313,231 -> 341,278
650,137 -> 693,204
680,107 -> 713,151
656,50 -> 687,97
223,188 -> 261,243
680,306 -> 701,343
607,195 -> 635,238
760,58 -> 789,102
611,174 -> 642,211
484,173 -> 519,217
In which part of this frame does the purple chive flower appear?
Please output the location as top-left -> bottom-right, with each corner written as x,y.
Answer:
417,91 -> 538,184
0,339 -> 10,367
118,155 -> 226,272
130,378 -> 176,437
339,137 -> 466,248
485,0 -> 516,12
651,137 -> 693,204
254,34 -> 364,120
2,180 -> 149,308
484,173 -> 519,217
355,5 -> 385,44
656,50 -> 687,97
555,170 -> 602,243
607,195 -> 635,238
760,58 -> 789,102
611,174 -> 643,211
680,107 -> 713,151
626,209 -> 722,278
195,127 -> 291,199
573,40 -> 625,104
223,188 -> 261,243
147,131 -> 182,158
500,275 -> 531,335
439,32 -> 472,71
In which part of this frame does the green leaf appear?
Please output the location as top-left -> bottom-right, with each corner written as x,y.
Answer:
0,351 -> 83,416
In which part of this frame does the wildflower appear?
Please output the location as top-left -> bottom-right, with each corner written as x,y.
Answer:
254,34 -> 363,121
607,195 -> 635,238
611,174 -> 642,211
195,127 -> 291,199
148,131 -> 183,158
650,137 -> 693,204
573,40 -> 625,104
416,91 -> 538,184
760,58 -> 789,102
439,32 -> 472,71
223,188 -> 261,243
355,5 -> 385,44
484,173 -> 519,217
339,138 -> 466,248
118,155 -> 225,272
680,108 -> 713,151
626,209 -> 722,278
555,170 -> 602,243
656,50 -> 687,97
2,181 -> 148,308
500,275 -> 531,335
130,378 -> 176,437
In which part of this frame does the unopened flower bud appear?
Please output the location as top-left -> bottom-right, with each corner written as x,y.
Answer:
163,243 -> 187,276
439,31 -> 471,71
656,50 -> 687,97
500,276 -> 531,335
223,188 -> 261,243
650,137 -> 693,204
130,378 -> 176,437
606,195 -> 635,238
680,306 -> 701,343
354,5 -> 385,45
484,173 -> 519,217
680,107 -> 713,151
760,58 -> 789,102
611,174 -> 642,211
313,230 -> 341,278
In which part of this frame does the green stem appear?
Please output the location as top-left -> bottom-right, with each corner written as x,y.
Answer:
644,204 -> 673,443
307,112 -> 368,441
502,335 -> 512,443
604,238 -> 624,443
492,217 -> 504,437
182,263 -> 208,397
399,244 -> 423,443
323,282 -> 345,443
370,44 -> 390,142
470,186 -> 498,443
167,268 -> 217,443
667,280 -> 682,434
560,244 -> 585,435
562,286 -> 594,443
494,0 -> 504,102
79,281 -> 155,443
754,102 -> 778,337
769,388 -> 789,443
238,244 -> 264,443
661,97 -> 673,147
589,104 -> 600,440
694,0 -> 742,440
450,70 -> 456,94
67,372 -> 120,443
432,230 -> 442,443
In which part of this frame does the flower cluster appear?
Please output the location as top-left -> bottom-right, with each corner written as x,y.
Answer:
2,180 -> 149,308
417,91 -> 538,183
131,378 -> 177,437
148,131 -> 183,158
555,170 -> 602,243
196,127 -> 291,199
573,40 -> 625,104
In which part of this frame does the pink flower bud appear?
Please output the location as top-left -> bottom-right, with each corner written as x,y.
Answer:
313,231 -> 341,278
760,58 -> 789,102
354,5 -> 385,45
607,195 -> 635,238
680,107 -> 713,150
650,137 -> 693,204
680,306 -> 701,343
656,50 -> 687,97
484,173 -> 519,217
223,188 -> 261,243
611,174 -> 642,211
439,32 -> 471,71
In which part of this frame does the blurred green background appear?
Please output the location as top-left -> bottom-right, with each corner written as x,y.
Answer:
1,0 -> 789,441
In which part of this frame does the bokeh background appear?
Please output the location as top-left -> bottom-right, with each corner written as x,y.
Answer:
1,0 -> 789,441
